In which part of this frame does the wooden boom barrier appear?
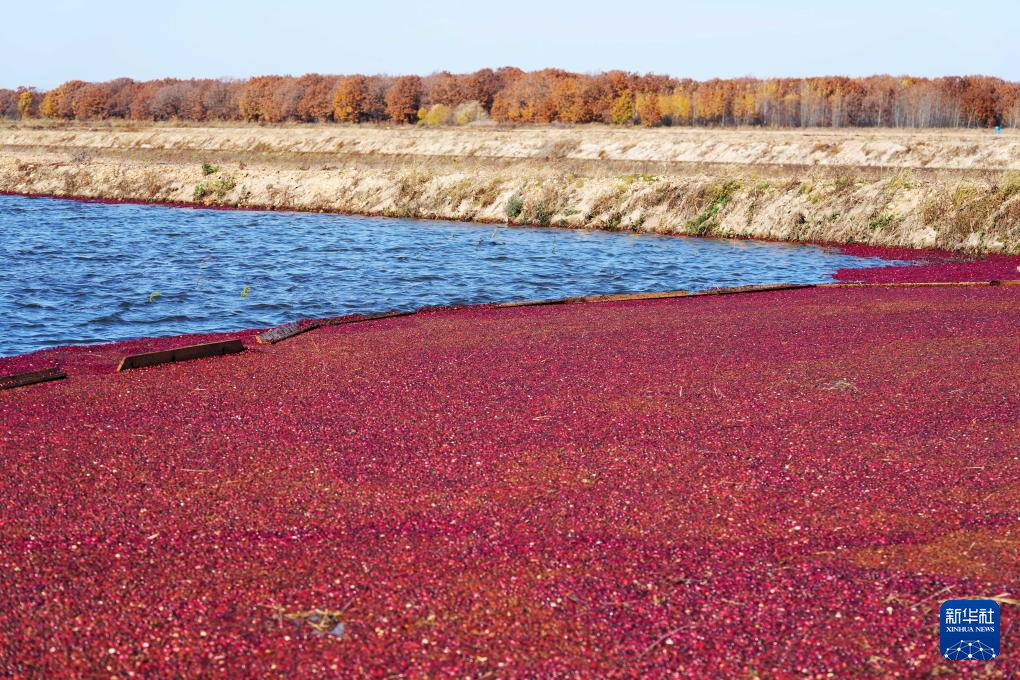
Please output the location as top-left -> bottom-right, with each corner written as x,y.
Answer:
0,367 -> 67,390
3,278 -> 1016,384
116,339 -> 246,372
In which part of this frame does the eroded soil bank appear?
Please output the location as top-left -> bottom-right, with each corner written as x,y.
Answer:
2,122 -> 1020,252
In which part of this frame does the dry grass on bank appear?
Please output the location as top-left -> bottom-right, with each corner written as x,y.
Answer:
2,122 -> 1019,252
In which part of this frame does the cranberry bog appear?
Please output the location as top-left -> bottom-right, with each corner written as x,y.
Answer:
1,255 -> 1019,676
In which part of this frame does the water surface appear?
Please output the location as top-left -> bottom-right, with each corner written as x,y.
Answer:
0,195 -> 907,357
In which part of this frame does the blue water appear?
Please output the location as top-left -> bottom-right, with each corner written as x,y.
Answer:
0,195 -> 908,357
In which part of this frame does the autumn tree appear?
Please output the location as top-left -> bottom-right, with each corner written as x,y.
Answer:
238,76 -> 283,122
333,75 -> 370,123
17,69 -> 1020,129
490,70 -> 564,123
144,80 -> 199,120
694,80 -> 728,124
74,82 -> 114,119
999,82 -> 1020,128
550,77 -> 583,123
603,70 -> 637,99
609,91 -> 634,125
636,92 -> 663,126
960,76 -> 1000,127
385,76 -> 423,124
18,90 -> 36,118
729,79 -> 758,125
40,80 -> 87,119
266,77 -> 305,122
294,74 -> 338,122
192,79 -> 235,121
0,90 -> 16,119
465,68 -> 504,113
423,71 -> 464,107
659,87 -> 692,125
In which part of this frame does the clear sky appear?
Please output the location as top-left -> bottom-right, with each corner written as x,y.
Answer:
2,0 -> 1016,89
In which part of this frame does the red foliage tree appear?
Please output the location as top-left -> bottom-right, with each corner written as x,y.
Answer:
423,71 -> 465,107
385,76 -> 423,124
0,90 -> 17,119
960,76 -> 1001,127
465,68 -> 504,113
296,74 -> 339,122
74,82 -> 114,119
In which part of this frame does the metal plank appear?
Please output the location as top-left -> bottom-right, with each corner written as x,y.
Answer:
0,367 -> 67,390
117,339 -> 246,372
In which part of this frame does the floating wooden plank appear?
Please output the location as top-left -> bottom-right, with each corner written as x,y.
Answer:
416,303 -> 491,314
0,367 -> 67,390
414,305 -> 458,314
257,321 -> 319,345
693,283 -> 816,297
496,296 -> 586,308
495,298 -> 564,308
318,310 -> 417,327
582,290 -> 690,303
116,339 -> 245,372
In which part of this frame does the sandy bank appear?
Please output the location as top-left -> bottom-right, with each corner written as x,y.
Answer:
5,123 -> 1020,169
2,123 -> 1020,252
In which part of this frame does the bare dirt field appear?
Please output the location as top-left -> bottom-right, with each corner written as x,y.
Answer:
3,122 -> 1019,251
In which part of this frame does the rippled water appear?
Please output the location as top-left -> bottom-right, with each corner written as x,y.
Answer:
0,195 -> 909,357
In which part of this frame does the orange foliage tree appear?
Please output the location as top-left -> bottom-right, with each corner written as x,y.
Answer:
333,76 -> 370,123
385,76 -> 422,124
40,80 -> 87,119
238,76 -> 283,122
636,92 -> 663,126
20,69 -> 1020,129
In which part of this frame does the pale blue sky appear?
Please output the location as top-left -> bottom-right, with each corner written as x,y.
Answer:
2,0 -> 1016,89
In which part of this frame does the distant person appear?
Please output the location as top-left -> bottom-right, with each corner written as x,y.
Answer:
995,125 -> 1002,134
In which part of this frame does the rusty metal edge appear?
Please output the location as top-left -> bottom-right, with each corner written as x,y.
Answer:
116,339 -> 246,372
0,367 -> 67,391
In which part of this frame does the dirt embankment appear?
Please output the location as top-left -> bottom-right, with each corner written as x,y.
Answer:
2,122 -> 1020,251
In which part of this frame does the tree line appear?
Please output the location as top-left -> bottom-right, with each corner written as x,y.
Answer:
3,68 -> 1017,128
